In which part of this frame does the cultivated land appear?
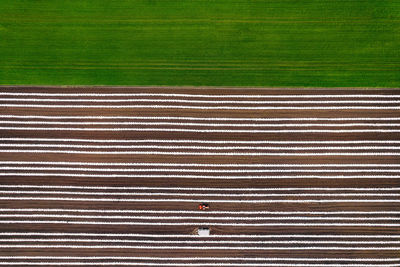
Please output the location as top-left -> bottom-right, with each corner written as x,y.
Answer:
0,0 -> 400,87
0,86 -> 399,264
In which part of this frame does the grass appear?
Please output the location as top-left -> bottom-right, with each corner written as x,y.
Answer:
0,0 -> 399,87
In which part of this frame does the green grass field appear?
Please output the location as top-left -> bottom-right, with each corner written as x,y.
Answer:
0,0 -> 399,87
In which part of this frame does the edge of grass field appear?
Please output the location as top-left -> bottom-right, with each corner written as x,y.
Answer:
0,85 -> 399,91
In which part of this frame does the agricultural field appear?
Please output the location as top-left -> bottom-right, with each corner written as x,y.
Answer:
0,0 -> 399,87
0,86 -> 399,265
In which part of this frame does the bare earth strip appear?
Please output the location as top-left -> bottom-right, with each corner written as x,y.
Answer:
0,86 -> 399,265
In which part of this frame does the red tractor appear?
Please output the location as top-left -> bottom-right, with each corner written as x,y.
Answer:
198,203 -> 209,210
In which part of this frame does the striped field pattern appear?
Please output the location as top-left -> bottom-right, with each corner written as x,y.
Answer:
0,86 -> 399,266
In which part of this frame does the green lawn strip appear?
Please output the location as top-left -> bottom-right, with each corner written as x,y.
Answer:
0,0 -> 399,86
